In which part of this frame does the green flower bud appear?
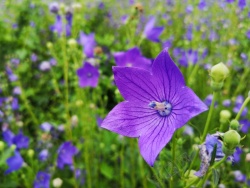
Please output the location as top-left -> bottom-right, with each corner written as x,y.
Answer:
53,178 -> 63,188
210,62 -> 229,83
230,119 -> 240,130
99,143 -> 105,149
72,3 -> 82,12
248,90 -> 250,98
10,144 -> 16,151
0,141 -> 5,151
184,170 -> 199,185
210,81 -> 224,91
222,145 -> 235,155
223,130 -> 241,150
111,144 -> 116,151
75,100 -> 83,106
67,39 -> 77,48
220,110 -> 231,124
27,149 -> 35,158
46,42 -> 53,49
59,3 -> 66,13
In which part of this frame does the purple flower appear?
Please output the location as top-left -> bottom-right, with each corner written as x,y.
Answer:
40,122 -> 53,132
79,32 -> 96,58
240,119 -> 250,133
233,147 -> 243,163
10,58 -> 20,65
39,149 -> 49,161
113,47 -> 152,71
96,116 -> 103,127
101,49 -> 207,166
13,131 -> 29,149
185,24 -> 193,41
226,0 -> 234,3
204,94 -> 213,106
222,99 -> 231,107
50,15 -> 63,35
2,129 -> 29,149
39,61 -> 51,71
198,0 -> 207,10
31,53 -> 38,62
57,141 -> 78,169
5,151 -> 24,174
12,98 -> 19,110
13,86 -> 21,95
233,170 -> 246,182
76,62 -> 99,88
143,16 -> 164,42
246,30 -> 250,39
233,95 -> 248,116
238,0 -> 246,9
34,172 -> 50,188
49,2 -> 59,14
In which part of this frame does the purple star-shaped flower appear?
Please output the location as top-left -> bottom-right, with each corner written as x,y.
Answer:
3,129 -> 29,149
57,141 -> 78,169
113,47 -> 152,71
101,49 -> 208,166
79,31 -> 96,58
5,151 -> 24,174
76,62 -> 100,88
34,171 -> 50,188
143,16 -> 164,43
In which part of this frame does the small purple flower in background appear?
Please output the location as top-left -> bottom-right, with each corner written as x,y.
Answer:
65,11 -> 73,37
226,0 -> 235,3
76,62 -> 99,88
34,172 -> 51,188
31,53 -> 38,62
12,130 -> 29,149
101,49 -> 207,166
6,67 -> 18,82
238,0 -> 246,9
198,0 -> 207,10
162,36 -> 174,49
246,30 -> 250,39
39,149 -> 49,161
3,129 -> 29,149
209,30 -> 218,41
233,95 -> 248,116
179,49 -> 198,67
49,58 -> 57,66
204,94 -> 213,106
10,58 -> 20,66
185,24 -> 193,41
39,61 -> 51,71
143,16 -> 164,43
183,125 -> 194,136
49,2 -> 59,14
233,170 -> 246,182
113,47 -> 152,71
233,147 -> 243,163
40,122 -> 53,132
186,5 -> 193,14
222,99 -> 231,107
240,119 -> 250,133
5,151 -> 24,174
50,15 -> 63,35
12,98 -> 19,110
57,141 -> 78,169
13,86 -> 21,95
79,31 -> 96,58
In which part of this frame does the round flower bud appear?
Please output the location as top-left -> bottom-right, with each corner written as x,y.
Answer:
10,144 -> 16,151
111,144 -> 116,151
210,81 -> 224,91
210,62 -> 229,83
245,153 -> 250,162
72,3 -> 82,11
230,119 -> 240,130
0,141 -> 5,151
53,177 -> 63,188
75,100 -> 83,107
46,42 -> 53,49
59,3 -> 66,13
68,39 -> 77,48
99,143 -> 105,149
223,130 -> 241,150
71,115 -> 78,127
27,149 -> 35,158
219,110 -> 231,124
248,90 -> 250,98
16,121 -> 24,127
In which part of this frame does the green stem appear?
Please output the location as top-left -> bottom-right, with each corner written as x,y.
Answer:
201,91 -> 217,142
187,64 -> 200,86
186,91 -> 217,176
120,140 -> 125,188
235,97 -> 250,121
233,69 -> 250,97
151,168 -> 165,188
170,132 -> 176,188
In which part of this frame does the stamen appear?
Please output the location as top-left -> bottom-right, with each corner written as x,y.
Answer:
149,101 -> 172,117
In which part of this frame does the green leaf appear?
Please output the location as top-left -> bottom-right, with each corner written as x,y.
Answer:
100,163 -> 114,180
210,143 -> 217,166
212,169 -> 220,187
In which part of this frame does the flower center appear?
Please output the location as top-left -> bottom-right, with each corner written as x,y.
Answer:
149,101 -> 172,116
87,73 -> 92,78
126,63 -> 133,67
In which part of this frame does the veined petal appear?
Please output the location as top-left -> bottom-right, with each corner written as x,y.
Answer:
113,67 -> 161,103
101,101 -> 159,137
170,87 -> 208,128
152,49 -> 185,101
138,118 -> 175,166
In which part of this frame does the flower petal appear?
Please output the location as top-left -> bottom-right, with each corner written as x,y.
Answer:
113,67 -> 161,103
152,49 -> 186,101
101,101 -> 159,137
138,117 -> 175,166
170,87 -> 208,128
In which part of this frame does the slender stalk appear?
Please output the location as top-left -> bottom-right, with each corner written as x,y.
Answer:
120,139 -> 125,188
151,168 -> 165,188
233,69 -> 250,97
170,132 -> 176,188
235,96 -> 250,121
201,91 -> 217,142
130,139 -> 136,188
